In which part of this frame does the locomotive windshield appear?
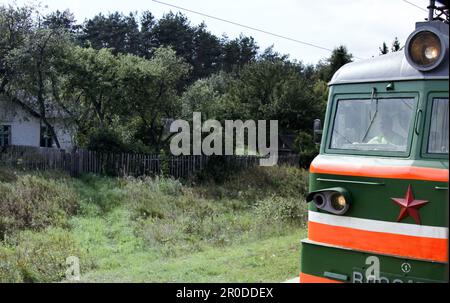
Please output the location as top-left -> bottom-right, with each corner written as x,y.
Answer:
428,98 -> 449,154
330,98 -> 416,152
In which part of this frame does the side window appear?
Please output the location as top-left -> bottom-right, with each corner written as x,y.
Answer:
428,98 -> 449,154
40,125 -> 53,148
0,125 -> 11,147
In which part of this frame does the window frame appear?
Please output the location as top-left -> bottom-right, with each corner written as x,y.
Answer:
421,92 -> 449,159
0,124 -> 12,147
40,124 -> 54,148
325,93 -> 419,158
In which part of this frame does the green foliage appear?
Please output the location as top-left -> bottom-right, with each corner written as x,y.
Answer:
86,128 -> 127,154
379,42 -> 389,55
195,165 -> 309,201
391,37 -> 401,52
6,227 -> 85,283
0,175 -> 79,238
0,245 -> 22,282
294,131 -> 320,168
254,196 -> 307,236
0,167 -> 17,183
194,156 -> 246,184
1,4 -> 353,154
74,174 -> 127,215
0,166 -> 309,282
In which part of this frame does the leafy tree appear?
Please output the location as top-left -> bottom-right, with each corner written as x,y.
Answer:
180,72 -> 232,120
316,45 -> 353,82
1,4 -> 74,148
115,47 -> 191,151
221,34 -> 259,72
80,12 -> 141,55
139,10 -> 157,58
42,9 -> 80,34
191,22 -> 222,79
225,57 -> 324,132
59,46 -> 121,144
0,4 -> 34,93
379,42 -> 389,55
151,12 -> 196,66
391,37 -> 401,52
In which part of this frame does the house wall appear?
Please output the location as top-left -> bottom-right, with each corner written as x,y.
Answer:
0,97 -> 74,150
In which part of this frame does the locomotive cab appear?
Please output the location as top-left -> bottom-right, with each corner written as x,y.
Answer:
300,4 -> 449,283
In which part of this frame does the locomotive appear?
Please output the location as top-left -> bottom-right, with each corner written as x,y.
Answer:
300,0 -> 449,283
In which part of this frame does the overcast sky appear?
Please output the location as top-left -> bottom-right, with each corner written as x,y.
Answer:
3,0 -> 430,64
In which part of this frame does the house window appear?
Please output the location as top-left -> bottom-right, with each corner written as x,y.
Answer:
40,125 -> 53,148
0,125 -> 11,147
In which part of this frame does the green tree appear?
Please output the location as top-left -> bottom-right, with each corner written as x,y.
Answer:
0,4 -> 34,93
59,46 -> 121,144
80,12 -> 141,55
1,4 -> 74,148
391,37 -> 401,52
42,9 -> 80,34
221,34 -> 259,72
316,45 -> 353,82
116,47 -> 191,151
379,42 -> 389,55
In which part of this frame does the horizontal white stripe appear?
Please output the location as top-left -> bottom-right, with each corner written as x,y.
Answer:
308,211 -> 449,239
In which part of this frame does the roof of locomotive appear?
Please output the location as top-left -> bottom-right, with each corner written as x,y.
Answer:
329,49 -> 449,85
329,20 -> 449,85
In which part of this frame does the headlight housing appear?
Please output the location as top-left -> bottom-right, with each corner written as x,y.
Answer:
306,187 -> 351,215
405,27 -> 446,71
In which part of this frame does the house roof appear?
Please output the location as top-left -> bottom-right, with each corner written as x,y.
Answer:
1,93 -> 70,119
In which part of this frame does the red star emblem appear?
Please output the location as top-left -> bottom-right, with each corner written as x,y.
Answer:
391,185 -> 429,225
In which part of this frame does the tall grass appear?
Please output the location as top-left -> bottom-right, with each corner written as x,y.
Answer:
0,165 -> 309,282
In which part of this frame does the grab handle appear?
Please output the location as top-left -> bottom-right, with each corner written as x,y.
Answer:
415,109 -> 423,135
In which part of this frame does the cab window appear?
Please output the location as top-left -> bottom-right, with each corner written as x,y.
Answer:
428,98 -> 449,154
330,98 -> 416,152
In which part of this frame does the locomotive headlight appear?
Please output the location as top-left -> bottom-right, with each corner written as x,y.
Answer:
306,188 -> 351,215
330,193 -> 347,212
406,28 -> 446,71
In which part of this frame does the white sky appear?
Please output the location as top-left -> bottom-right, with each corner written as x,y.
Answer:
2,0 -> 430,64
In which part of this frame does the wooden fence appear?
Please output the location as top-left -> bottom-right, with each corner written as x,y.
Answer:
0,145 -> 300,179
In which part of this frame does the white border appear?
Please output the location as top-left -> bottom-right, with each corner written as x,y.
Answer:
308,211 -> 448,239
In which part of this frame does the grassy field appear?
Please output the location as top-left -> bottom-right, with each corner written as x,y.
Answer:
0,165 -> 309,283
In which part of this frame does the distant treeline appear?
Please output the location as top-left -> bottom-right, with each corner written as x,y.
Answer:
0,4 -> 353,164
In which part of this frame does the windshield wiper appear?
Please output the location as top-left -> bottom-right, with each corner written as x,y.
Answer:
361,88 -> 378,143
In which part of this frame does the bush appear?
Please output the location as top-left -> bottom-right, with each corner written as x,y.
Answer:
0,175 -> 79,238
195,165 -> 309,201
254,196 -> 307,226
0,245 -> 22,282
195,156 -> 246,184
294,131 -> 319,168
86,128 -> 128,154
0,167 -> 17,183
75,174 -> 126,214
10,227 -> 85,283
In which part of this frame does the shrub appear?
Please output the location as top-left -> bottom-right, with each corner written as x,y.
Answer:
0,175 -> 79,238
195,165 -> 309,201
254,196 -> 307,226
195,155 -> 246,184
0,245 -> 22,282
86,128 -> 127,154
122,176 -> 185,220
0,167 -> 17,183
75,174 -> 126,214
11,227 -> 85,283
294,131 -> 320,168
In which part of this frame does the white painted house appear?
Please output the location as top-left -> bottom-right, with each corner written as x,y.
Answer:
0,95 -> 75,150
